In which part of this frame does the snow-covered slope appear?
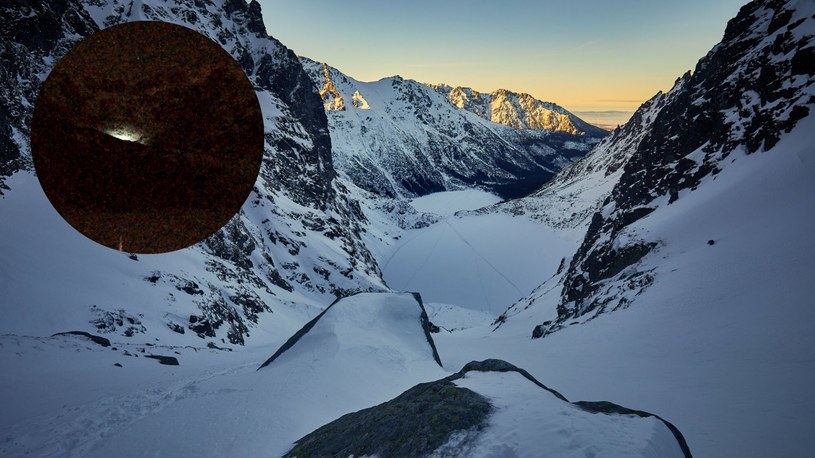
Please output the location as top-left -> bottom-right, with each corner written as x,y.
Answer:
431,84 -> 607,137
285,359 -> 689,457
4,0 -> 812,457
447,367 -> 686,457
0,293 -> 449,457
441,127 -> 815,455
476,1 -> 815,456
0,0 -> 384,348
300,58 -> 605,199
0,291 -> 695,457
381,210 -> 573,315
551,0 -> 815,326
429,119 -> 815,458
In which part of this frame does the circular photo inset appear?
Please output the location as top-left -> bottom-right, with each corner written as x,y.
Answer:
31,21 -> 264,254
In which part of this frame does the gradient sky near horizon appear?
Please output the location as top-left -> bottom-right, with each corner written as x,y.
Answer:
259,0 -> 748,128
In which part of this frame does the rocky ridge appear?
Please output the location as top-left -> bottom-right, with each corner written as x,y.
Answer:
467,77 -> 686,231
431,84 -> 607,137
539,0 -> 815,332
301,58 -> 606,200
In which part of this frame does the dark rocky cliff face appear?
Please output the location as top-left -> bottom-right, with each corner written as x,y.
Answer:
556,0 -> 814,323
0,0 -> 384,345
1,0 -> 339,207
0,0 -> 98,193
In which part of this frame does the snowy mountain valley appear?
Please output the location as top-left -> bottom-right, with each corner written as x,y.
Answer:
1,0 -> 814,457
298,58 -> 604,200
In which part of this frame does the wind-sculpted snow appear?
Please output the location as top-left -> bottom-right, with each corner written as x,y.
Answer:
0,293 -> 450,456
259,292 -> 443,370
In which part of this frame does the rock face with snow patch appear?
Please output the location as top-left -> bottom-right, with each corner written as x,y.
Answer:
301,58 -> 606,199
285,359 -> 690,458
549,0 -> 815,328
284,378 -> 492,457
0,0 -> 384,345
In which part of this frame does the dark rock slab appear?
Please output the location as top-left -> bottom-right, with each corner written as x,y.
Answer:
284,379 -> 491,458
144,354 -> 180,366
51,331 -> 110,347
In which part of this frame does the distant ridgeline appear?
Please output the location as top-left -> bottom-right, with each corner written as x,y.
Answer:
301,58 -> 607,199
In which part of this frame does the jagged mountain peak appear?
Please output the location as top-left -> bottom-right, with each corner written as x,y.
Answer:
430,83 -> 607,137
314,61 -> 346,111
301,57 -> 605,199
474,72 -> 688,232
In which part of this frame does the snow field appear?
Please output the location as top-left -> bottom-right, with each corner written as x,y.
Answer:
382,212 -> 573,315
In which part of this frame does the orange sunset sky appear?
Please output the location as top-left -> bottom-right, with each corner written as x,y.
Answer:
260,0 -> 748,129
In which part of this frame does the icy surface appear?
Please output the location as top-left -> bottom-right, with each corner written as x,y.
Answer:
381,213 -> 572,315
409,190 -> 502,217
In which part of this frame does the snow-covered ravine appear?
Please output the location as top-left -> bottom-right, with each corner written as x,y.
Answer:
3,0 -> 813,456
380,190 -> 577,315
0,293 -> 447,457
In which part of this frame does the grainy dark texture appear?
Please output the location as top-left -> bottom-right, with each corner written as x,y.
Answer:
31,21 -> 263,253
